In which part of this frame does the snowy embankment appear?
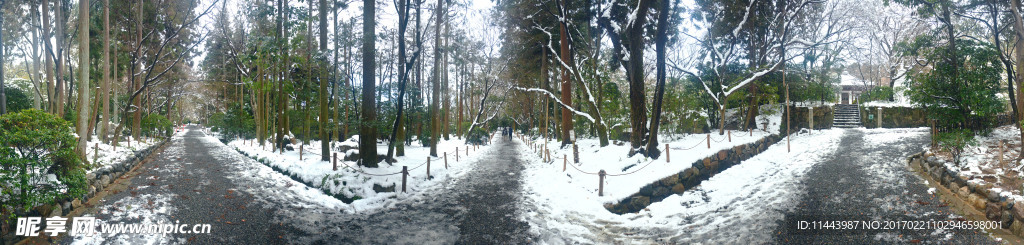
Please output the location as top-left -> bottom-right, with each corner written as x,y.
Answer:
85,131 -> 166,174
219,131 -> 496,213
519,128 -> 845,243
932,124 -> 1024,203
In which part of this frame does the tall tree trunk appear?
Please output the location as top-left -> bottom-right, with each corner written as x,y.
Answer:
276,0 -> 287,152
1011,0 -> 1024,158
388,0 -> 411,161
540,47 -> 548,140
30,2 -> 42,110
558,6 -> 573,146
55,0 -> 66,117
985,0 -> 1020,127
360,0 -> 379,166
76,0 -> 90,159
44,0 -> 55,114
429,0 -> 443,157
319,0 -> 330,161
0,0 -> 5,115
443,19 -> 451,141
646,0 -> 671,158
100,0 -> 111,143
132,0 -> 142,140
334,0 -> 341,143
624,0 -> 653,155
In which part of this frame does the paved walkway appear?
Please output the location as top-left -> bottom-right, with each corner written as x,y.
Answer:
61,126 -> 530,244
773,129 -> 995,244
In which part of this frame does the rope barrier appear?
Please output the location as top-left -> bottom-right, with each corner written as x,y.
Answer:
560,155 -> 659,177
606,159 -> 658,177
675,137 -> 707,151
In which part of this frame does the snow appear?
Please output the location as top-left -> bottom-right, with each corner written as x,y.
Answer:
793,100 -> 833,108
934,124 -> 1024,203
219,131 -> 497,214
839,74 -> 870,86
86,134 -> 161,175
520,127 -> 846,243
862,100 -> 918,108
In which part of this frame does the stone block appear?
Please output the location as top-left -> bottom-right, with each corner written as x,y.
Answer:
1012,219 -> 1024,237
987,203 -> 1001,221
660,174 -> 680,187
969,194 -> 987,211
988,191 -> 1000,202
1003,211 -> 1013,229
630,196 -> 651,210
1013,201 -> 1024,220
681,168 -> 695,180
717,150 -> 728,160
958,186 -> 970,198
671,184 -> 686,194
652,187 -> 669,198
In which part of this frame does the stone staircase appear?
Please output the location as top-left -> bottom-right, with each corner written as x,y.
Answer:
833,104 -> 862,128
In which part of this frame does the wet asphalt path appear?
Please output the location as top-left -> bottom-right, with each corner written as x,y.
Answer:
773,129 -> 996,244
61,126 -> 302,244
60,126 -> 531,244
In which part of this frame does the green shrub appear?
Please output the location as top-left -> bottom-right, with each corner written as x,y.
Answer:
937,129 -> 976,167
0,109 -> 86,219
141,114 -> 173,137
465,127 -> 490,145
859,86 -> 894,102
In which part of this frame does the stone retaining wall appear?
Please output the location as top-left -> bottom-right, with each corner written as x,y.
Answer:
909,152 -> 1022,233
605,134 -> 784,214
781,106 -> 833,132
861,106 -> 928,128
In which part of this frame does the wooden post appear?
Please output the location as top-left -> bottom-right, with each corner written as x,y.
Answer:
728,130 -> 731,142
456,148 -> 459,162
444,152 -> 448,169
546,148 -> 551,162
808,107 -> 814,131
563,154 -> 567,172
427,157 -> 431,178
466,145 -> 469,155
93,143 -> 99,164
706,134 -> 710,149
573,144 -> 579,163
598,170 -> 606,197
300,144 -> 303,161
665,144 -> 670,163
402,166 -> 408,193
333,153 -> 337,171
877,107 -> 883,128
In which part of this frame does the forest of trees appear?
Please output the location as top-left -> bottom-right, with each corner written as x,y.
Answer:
2,0 -> 1024,168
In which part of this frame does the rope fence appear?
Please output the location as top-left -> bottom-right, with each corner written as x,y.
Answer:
531,128 -> 770,196
281,139 -> 490,193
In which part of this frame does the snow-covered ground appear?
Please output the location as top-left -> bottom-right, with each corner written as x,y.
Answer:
933,124 -> 1024,203
522,106 -> 783,205
519,128 -> 846,243
85,134 -> 162,174
221,131 -> 497,213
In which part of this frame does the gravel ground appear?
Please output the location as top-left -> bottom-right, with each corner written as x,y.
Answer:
60,126 -> 530,244
773,129 -> 997,244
